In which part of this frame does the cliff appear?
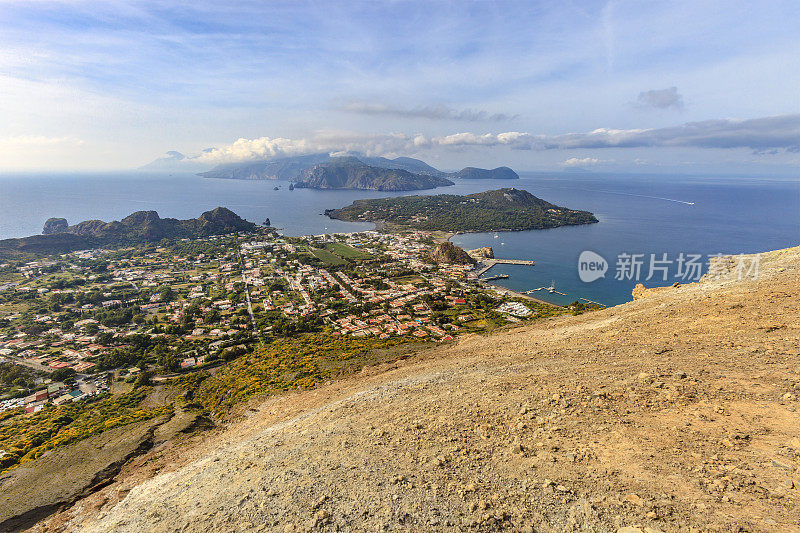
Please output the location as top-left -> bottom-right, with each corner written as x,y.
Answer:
428,242 -> 477,265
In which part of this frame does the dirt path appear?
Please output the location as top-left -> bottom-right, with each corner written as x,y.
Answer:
35,247 -> 800,532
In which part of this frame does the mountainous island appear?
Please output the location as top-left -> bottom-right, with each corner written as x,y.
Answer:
0,207 -> 257,255
450,166 -> 518,179
193,153 -> 518,190
325,188 -> 598,232
292,157 -> 454,191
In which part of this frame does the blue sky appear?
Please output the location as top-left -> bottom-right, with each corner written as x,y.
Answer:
0,0 -> 798,173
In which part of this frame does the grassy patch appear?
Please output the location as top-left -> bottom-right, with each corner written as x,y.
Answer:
309,247 -> 346,266
324,242 -> 371,261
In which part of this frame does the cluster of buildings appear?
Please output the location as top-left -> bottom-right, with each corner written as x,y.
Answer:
0,374 -> 107,414
0,228 -> 540,414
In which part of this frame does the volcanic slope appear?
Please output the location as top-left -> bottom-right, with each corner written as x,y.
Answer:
36,247 -> 800,532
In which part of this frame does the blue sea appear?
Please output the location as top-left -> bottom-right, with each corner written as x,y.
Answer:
1,171 -> 797,306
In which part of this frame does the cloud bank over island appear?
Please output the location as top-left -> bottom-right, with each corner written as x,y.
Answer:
193,114 -> 800,164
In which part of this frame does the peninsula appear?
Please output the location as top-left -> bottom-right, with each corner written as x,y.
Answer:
0,207 -> 257,255
325,188 -> 598,232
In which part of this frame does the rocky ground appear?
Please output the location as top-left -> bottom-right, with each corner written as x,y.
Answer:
28,247 -> 800,532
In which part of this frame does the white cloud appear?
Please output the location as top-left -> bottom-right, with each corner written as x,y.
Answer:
562,157 -> 604,167
194,114 -> 800,165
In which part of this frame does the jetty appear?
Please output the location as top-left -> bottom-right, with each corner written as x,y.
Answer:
475,258 -> 535,276
525,280 -> 566,296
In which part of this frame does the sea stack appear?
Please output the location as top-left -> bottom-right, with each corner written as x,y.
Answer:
42,218 -> 69,234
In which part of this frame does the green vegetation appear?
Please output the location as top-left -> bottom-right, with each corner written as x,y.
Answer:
309,247 -> 347,266
326,188 -> 598,233
0,363 -> 44,400
324,242 -> 371,260
176,333 -> 422,416
0,388 -> 169,473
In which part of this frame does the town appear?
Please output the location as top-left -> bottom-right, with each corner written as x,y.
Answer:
0,226 -> 579,471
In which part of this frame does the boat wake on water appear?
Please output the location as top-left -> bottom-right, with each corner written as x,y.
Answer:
588,189 -> 695,205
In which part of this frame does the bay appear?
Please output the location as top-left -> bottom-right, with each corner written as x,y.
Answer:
1,171 -> 797,306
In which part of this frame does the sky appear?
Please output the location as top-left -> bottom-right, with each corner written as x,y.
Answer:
0,0 -> 798,174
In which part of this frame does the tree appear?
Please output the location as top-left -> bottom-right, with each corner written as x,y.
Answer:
51,367 -> 77,385
205,309 -> 221,324
133,371 -> 153,388
158,352 -> 180,373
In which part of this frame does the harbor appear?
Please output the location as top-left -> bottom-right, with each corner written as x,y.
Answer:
474,258 -> 536,276
525,280 -> 566,297
475,259 -> 606,309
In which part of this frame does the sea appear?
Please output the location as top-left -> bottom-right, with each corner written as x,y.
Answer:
1,171 -> 797,306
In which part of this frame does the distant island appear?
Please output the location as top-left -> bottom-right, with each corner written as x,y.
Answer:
325,188 -> 598,233
292,157 -> 454,191
450,166 -> 518,180
194,153 -> 518,190
0,207 -> 257,255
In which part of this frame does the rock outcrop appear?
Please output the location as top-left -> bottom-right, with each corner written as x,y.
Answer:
467,246 -> 494,260
2,208 -> 257,255
42,218 -> 69,235
428,242 -> 477,264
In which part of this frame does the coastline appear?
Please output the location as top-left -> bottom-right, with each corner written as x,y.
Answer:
481,280 -> 563,308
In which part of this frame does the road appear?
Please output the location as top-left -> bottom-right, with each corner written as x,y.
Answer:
4,354 -> 54,373
237,246 -> 258,333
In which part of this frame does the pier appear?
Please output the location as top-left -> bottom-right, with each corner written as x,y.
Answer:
475,258 -> 535,276
525,280 -> 566,296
